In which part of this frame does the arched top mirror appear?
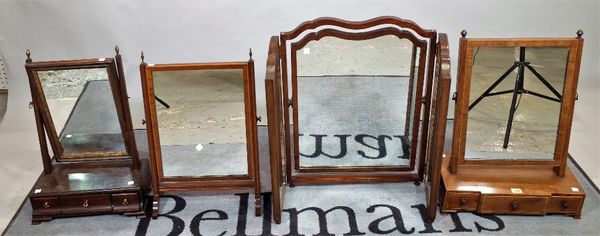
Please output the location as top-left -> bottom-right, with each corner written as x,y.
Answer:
277,16 -> 439,186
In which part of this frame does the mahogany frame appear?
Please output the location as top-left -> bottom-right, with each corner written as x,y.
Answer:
449,34 -> 585,177
25,47 -> 140,172
266,36 -> 287,224
279,17 -> 438,186
423,33 -> 451,222
140,55 -> 262,218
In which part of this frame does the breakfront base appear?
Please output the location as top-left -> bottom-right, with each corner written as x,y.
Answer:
440,157 -> 585,218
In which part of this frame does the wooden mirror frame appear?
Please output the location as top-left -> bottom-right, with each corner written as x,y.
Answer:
25,47 -> 139,172
139,53 -> 262,218
279,17 -> 438,186
449,32 -> 584,177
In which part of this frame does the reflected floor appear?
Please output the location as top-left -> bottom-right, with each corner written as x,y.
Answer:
298,76 -> 410,167
0,93 -> 6,124
466,48 -> 566,160
161,143 -> 248,177
58,80 -> 125,154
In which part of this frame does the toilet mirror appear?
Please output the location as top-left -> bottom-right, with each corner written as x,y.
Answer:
451,37 -> 583,171
295,35 -> 421,169
151,68 -> 249,177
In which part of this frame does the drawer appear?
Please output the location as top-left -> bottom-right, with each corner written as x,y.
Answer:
443,192 -> 480,211
111,193 -> 140,213
480,195 -> 547,215
30,197 -> 60,216
60,194 -> 112,215
547,196 -> 584,214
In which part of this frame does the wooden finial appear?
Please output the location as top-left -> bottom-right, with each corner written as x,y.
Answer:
576,29 -> 583,38
460,29 -> 468,38
115,45 -> 120,54
26,50 -> 32,62
249,48 -> 253,60
141,51 -> 145,63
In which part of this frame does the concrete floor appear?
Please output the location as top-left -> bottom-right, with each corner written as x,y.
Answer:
153,69 -> 249,177
466,47 -> 568,160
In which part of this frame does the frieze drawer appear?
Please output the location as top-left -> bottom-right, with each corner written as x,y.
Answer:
112,192 -> 140,213
60,194 -> 112,215
443,191 -> 480,212
547,195 -> 584,214
31,197 -> 61,216
479,195 -> 548,215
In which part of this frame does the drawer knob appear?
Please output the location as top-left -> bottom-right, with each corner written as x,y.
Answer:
460,198 -> 467,205
122,198 -> 129,206
43,202 -> 50,208
561,200 -> 569,209
83,200 -> 89,208
511,200 -> 518,210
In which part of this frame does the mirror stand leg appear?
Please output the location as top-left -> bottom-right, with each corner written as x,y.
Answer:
254,195 -> 262,217
151,194 -> 160,219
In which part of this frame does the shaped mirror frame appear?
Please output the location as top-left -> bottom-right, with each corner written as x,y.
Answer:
279,17 -> 439,186
140,54 -> 261,218
25,49 -> 139,170
450,35 -> 584,177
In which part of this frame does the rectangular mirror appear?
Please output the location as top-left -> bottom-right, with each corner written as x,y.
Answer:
36,68 -> 127,159
293,32 -> 426,170
152,69 -> 248,177
466,47 -> 567,161
450,37 -> 583,174
141,59 -> 261,218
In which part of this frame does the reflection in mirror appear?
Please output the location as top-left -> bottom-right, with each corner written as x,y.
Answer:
296,35 -> 417,168
0,54 -> 6,125
466,47 -> 568,160
153,69 -> 248,177
38,68 -> 126,157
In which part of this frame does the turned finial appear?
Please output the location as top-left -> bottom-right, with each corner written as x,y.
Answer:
115,45 -> 120,54
576,29 -> 584,38
141,51 -> 145,63
26,50 -> 32,62
460,29 -> 468,38
249,48 -> 253,60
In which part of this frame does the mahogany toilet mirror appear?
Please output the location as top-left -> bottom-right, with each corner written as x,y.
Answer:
140,51 -> 262,218
265,16 -> 452,223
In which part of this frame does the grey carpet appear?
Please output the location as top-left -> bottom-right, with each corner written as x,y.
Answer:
297,76 -> 411,167
4,126 -> 600,236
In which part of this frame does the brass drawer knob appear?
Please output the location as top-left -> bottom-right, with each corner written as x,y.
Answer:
561,200 -> 569,209
83,200 -> 89,208
43,202 -> 50,208
511,200 -> 518,210
122,198 -> 129,206
460,198 -> 467,205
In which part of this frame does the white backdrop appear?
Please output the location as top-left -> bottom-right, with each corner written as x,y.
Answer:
0,0 -> 598,230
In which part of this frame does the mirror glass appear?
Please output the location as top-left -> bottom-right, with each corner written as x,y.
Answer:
37,68 -> 126,158
0,55 -> 7,125
296,35 -> 419,168
153,69 -> 248,177
465,47 -> 568,160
